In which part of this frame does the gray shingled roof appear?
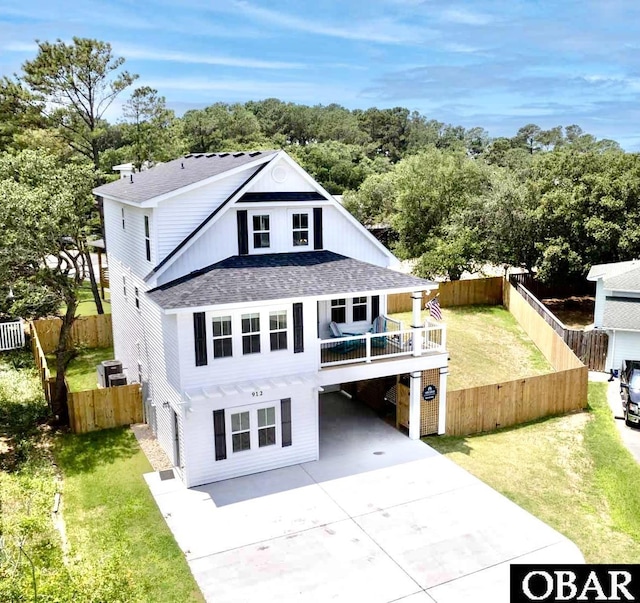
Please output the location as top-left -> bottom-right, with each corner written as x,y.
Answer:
603,298 -> 640,329
93,151 -> 278,203
587,260 -> 640,282
604,265 -> 640,291
148,251 -> 434,310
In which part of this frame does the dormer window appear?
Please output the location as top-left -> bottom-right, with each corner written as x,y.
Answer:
292,213 -> 309,247
252,215 -> 270,249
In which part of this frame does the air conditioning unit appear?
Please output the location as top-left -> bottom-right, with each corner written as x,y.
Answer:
97,360 -> 123,388
108,372 -> 127,387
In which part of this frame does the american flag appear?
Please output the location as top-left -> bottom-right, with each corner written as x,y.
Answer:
426,296 -> 442,320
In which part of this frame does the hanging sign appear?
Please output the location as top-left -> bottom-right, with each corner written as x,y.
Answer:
422,385 -> 438,401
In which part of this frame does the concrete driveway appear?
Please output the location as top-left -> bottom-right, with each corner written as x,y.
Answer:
591,371 -> 640,463
145,392 -> 583,603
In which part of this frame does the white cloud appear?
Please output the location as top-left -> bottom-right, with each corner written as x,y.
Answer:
3,42 -> 39,52
229,0 -> 428,44
115,45 -> 304,70
441,7 -> 494,25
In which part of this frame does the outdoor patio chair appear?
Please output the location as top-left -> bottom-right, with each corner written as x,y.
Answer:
329,321 -> 365,353
369,315 -> 388,348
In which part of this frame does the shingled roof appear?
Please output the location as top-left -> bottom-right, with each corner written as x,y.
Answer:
147,251 -> 435,310
603,298 -> 640,329
93,151 -> 278,203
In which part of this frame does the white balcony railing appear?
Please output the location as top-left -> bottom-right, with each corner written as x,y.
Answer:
319,324 -> 446,368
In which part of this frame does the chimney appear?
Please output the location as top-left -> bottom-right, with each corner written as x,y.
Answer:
112,162 -> 135,180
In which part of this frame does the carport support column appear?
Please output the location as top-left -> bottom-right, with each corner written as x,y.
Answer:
409,371 -> 421,440
438,367 -> 448,435
411,291 -> 423,357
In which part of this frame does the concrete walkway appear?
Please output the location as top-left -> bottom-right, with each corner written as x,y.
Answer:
145,393 -> 583,603
590,371 -> 640,463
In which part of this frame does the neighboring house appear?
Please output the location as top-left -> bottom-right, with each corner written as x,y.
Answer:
93,150 -> 448,487
588,259 -> 640,371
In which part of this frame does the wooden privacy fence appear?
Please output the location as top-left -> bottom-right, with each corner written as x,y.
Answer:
33,314 -> 113,354
387,276 -> 504,313
444,279 -> 588,437
67,384 -> 143,434
446,368 -> 587,436
30,321 -> 58,404
509,277 -> 608,371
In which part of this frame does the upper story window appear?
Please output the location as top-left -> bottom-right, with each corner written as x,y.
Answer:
252,215 -> 270,249
353,297 -> 367,322
134,287 -> 140,310
292,213 -> 309,247
331,299 -> 346,323
241,313 -> 261,355
212,316 -> 233,358
121,207 -> 126,229
144,215 -> 151,262
269,311 -> 288,351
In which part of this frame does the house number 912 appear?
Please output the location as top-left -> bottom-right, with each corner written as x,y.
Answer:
252,390 -> 263,397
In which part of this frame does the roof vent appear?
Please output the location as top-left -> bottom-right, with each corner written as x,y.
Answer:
193,154 -> 203,159
233,152 -> 245,157
218,152 -> 229,157
181,162 -> 184,169
184,154 -> 193,158
130,174 -> 133,184
206,153 -> 216,157
248,151 -> 261,157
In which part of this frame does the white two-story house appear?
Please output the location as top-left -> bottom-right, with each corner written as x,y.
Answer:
94,150 -> 448,487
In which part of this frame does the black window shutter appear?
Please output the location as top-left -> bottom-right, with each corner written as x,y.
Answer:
293,303 -> 304,353
313,208 -> 323,250
213,410 -> 227,460
281,398 -> 292,447
193,312 -> 208,366
237,210 -> 248,255
371,295 -> 380,320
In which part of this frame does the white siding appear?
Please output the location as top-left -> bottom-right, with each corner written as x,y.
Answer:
183,383 -> 318,487
177,300 -> 318,389
154,169 -> 257,262
607,330 -> 640,372
245,156 -> 316,193
104,199 -> 155,279
594,281 -> 605,327
322,205 -> 390,267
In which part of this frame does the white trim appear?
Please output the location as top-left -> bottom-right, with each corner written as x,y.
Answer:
160,285 -> 437,314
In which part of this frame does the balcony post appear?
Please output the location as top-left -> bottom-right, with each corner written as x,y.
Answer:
438,366 -> 448,435
365,332 -> 371,363
411,291 -> 423,357
409,371 -> 421,440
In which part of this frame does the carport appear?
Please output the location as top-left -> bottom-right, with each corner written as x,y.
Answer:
146,391 -> 583,603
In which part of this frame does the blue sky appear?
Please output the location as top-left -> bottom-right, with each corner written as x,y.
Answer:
1,0 -> 640,149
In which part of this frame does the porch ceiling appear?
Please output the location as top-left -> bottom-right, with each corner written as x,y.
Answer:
149,251 -> 435,310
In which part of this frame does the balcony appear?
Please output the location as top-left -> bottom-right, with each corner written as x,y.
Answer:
319,320 -> 446,368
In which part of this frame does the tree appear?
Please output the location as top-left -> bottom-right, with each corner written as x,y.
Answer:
0,77 -> 44,152
0,150 -> 96,423
21,37 -> 138,172
122,86 -> 184,169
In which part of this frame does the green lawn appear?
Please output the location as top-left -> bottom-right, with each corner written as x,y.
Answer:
60,281 -> 111,317
47,346 -> 114,392
428,382 -> 640,563
55,428 -> 204,602
0,352 -> 202,602
391,305 -> 552,390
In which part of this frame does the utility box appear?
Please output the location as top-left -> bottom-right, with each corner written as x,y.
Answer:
97,360 -> 123,388
108,372 -> 127,387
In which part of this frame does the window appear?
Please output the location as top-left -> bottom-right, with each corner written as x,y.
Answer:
269,311 -> 287,351
144,215 -> 151,261
122,276 -> 127,297
241,313 -> 261,355
231,411 -> 250,452
353,296 -> 367,322
292,213 -> 309,247
212,316 -> 232,358
121,207 -> 126,229
252,215 -> 270,248
257,407 -> 276,447
134,287 -> 140,309
331,299 -> 346,323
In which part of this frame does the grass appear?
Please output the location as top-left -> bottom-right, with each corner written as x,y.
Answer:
390,305 -> 552,390
427,382 -> 640,563
60,281 -> 111,317
55,428 -> 204,602
0,351 -> 203,602
47,346 -> 114,392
